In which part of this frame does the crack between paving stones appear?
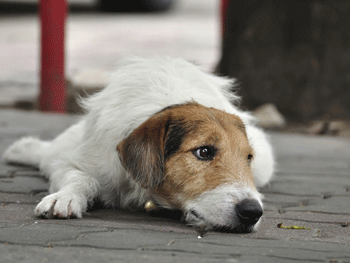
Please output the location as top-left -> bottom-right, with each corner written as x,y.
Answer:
144,247 -> 349,260
0,173 -> 43,179
199,240 -> 350,254
261,191 -> 350,198
1,232 -> 350,257
3,167 -> 36,174
266,215 -> 350,225
36,222 -> 197,235
139,248 -> 203,255
1,201 -> 38,206
44,227 -> 190,247
2,239 -> 349,256
260,191 -> 318,197
134,237 -> 350,255
43,243 -> 205,255
16,174 -> 46,180
0,171 -> 16,178
258,254 -> 326,262
264,202 -> 309,209
0,241 -> 135,252
0,190 -> 48,195
44,229 -> 113,247
278,210 -> 350,216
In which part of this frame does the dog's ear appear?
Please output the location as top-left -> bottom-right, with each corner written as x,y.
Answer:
117,114 -> 170,189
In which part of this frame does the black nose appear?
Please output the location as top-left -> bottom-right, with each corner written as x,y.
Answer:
235,199 -> 263,225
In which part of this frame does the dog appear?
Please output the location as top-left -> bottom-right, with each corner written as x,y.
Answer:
3,57 -> 274,232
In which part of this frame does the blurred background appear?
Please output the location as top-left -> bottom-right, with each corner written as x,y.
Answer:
0,0 -> 349,136
0,0 -> 220,110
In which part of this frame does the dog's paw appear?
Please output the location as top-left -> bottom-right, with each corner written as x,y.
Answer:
34,192 -> 87,219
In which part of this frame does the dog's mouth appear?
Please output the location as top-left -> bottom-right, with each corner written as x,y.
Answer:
190,209 -> 204,220
146,207 -> 183,221
146,206 -> 259,233
184,208 -> 260,233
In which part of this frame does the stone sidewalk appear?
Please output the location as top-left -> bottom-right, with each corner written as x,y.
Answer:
0,109 -> 349,263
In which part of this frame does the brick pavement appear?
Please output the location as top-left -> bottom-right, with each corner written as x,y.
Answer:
0,109 -> 349,263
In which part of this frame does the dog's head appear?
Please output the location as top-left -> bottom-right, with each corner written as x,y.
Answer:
117,102 -> 263,232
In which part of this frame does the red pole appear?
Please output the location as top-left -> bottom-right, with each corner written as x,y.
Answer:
220,0 -> 229,36
39,0 -> 67,113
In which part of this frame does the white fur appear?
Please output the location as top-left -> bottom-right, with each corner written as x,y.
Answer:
3,57 -> 274,226
184,184 -> 263,231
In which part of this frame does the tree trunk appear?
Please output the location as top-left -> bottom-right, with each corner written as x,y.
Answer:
217,0 -> 350,122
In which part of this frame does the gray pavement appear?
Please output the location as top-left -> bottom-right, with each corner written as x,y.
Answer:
0,0 -> 219,109
0,109 -> 350,263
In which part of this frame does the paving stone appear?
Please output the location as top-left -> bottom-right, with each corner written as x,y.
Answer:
0,176 -> 48,194
263,174 -> 350,196
257,212 -> 350,245
270,132 -> 350,159
0,192 -> 46,205
2,227 -> 349,263
1,244 -> 233,263
0,222 -> 108,246
0,203 -> 39,223
275,157 -> 350,176
0,163 -> 41,178
265,211 -> 350,225
262,193 -> 311,211
0,162 -> 35,177
0,202 -> 195,234
0,109 -> 77,139
287,196 -> 350,214
7,242 -> 348,263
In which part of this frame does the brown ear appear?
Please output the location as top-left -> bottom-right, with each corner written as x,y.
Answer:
117,114 -> 170,189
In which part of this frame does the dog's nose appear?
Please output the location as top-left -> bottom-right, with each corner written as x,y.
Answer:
235,199 -> 263,225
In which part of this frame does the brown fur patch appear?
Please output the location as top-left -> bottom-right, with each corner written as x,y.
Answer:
117,112 -> 168,188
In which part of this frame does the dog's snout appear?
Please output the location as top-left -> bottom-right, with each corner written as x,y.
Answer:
235,199 -> 263,225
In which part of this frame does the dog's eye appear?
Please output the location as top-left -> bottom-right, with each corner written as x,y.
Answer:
247,154 -> 253,165
193,146 -> 217,161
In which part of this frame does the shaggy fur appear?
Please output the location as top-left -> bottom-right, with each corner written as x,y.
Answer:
3,57 -> 274,232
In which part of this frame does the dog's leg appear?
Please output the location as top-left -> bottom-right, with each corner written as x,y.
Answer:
3,121 -> 85,171
246,125 -> 275,188
3,137 -> 50,168
35,166 -> 100,219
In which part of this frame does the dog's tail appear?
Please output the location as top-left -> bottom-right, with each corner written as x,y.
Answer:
3,137 -> 50,168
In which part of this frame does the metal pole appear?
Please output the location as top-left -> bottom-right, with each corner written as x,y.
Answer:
39,0 -> 67,113
221,0 -> 229,36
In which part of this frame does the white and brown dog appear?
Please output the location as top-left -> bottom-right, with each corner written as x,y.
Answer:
3,57 -> 274,233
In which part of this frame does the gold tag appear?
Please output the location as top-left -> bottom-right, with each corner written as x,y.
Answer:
144,200 -> 158,212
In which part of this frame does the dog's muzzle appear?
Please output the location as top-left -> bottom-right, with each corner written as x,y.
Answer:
184,196 -> 263,233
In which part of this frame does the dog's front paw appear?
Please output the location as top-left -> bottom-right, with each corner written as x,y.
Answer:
35,192 -> 87,219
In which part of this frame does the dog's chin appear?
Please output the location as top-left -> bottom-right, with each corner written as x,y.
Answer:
213,224 -> 256,233
184,210 -> 259,233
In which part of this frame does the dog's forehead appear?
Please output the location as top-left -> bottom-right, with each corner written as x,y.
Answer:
163,102 -> 246,133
